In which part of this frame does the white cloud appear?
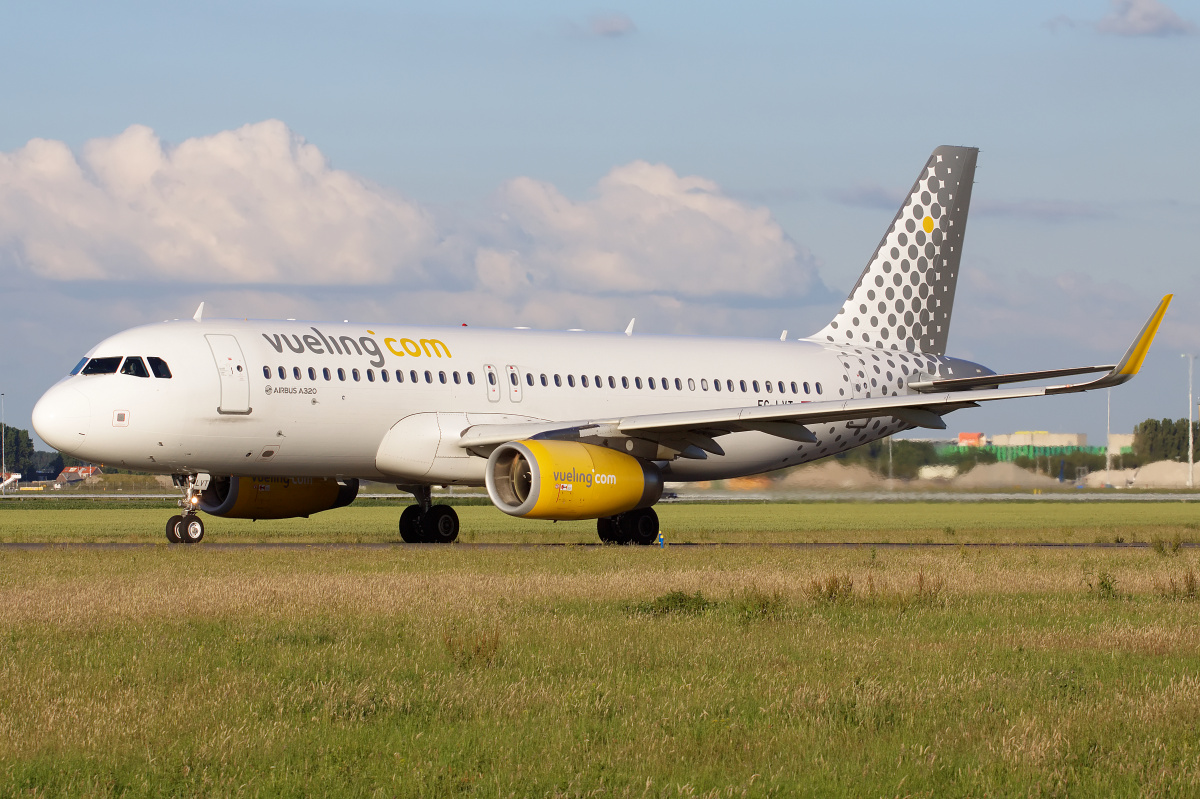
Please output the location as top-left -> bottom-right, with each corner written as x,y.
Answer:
0,123 -> 821,308
484,161 -> 820,300
0,121 -> 442,284
1096,0 -> 1195,36
588,13 -> 636,38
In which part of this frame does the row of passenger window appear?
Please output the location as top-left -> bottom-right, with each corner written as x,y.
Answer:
72,356 -> 173,378
267,364 -> 823,396
513,372 -> 822,395
265,365 -> 476,386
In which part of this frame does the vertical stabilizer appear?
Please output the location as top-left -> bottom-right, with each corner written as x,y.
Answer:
812,146 -> 977,355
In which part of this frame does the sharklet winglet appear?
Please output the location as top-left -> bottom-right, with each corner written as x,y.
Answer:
193,302 -> 205,322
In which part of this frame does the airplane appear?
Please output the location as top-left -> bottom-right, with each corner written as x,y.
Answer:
31,146 -> 1171,545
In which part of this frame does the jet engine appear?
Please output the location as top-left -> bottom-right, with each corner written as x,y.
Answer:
485,440 -> 662,520
198,476 -> 359,520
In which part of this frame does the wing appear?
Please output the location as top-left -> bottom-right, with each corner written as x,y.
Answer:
457,295 -> 1171,459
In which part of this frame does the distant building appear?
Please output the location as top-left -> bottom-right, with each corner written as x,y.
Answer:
957,432 -> 985,447
1108,433 -> 1135,456
56,466 -> 102,484
991,431 -> 1087,448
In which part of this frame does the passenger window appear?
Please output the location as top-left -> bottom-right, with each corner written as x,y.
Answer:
790,382 -> 798,394
509,372 -> 518,386
714,379 -> 721,392
81,357 -> 122,375
395,370 -> 403,383
752,380 -> 760,393
454,372 -> 462,385
70,357 -> 88,376
765,381 -> 772,393
410,370 -> 418,383
467,372 -> 476,385
323,368 -> 332,381
262,366 -> 271,379
727,380 -> 734,392
352,369 -> 360,382
595,375 -> 602,388
803,382 -> 810,394
678,378 -> 685,391
816,382 -> 823,395
381,369 -> 390,383
740,380 -> 747,392
338,368 -> 346,381
488,371 -> 497,386
308,367 -> 317,380
440,371 -> 447,384
525,373 -> 533,386
278,366 -> 287,380
635,377 -> 643,389
608,376 -> 616,389
567,375 -> 576,388
621,377 -> 629,389
581,375 -> 589,388
700,379 -> 708,391
367,369 -> 375,382
540,374 -> 548,386
148,357 -> 172,379
554,375 -> 562,387
424,371 -> 432,384
777,381 -> 785,394
293,367 -> 302,380
120,357 -> 150,378
648,377 -> 656,389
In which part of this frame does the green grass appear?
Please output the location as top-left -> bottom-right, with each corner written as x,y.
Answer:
2,501 -> 1200,544
2,507 -> 1200,795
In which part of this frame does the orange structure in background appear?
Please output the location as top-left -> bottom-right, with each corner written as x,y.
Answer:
957,432 -> 985,447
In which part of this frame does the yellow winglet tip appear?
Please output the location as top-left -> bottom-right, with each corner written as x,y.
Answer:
1118,294 -> 1172,376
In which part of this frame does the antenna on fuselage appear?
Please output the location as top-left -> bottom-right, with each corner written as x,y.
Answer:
625,318 -> 635,336
193,302 -> 205,322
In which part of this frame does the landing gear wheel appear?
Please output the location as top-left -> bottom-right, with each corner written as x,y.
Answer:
165,515 -> 184,544
421,505 -> 460,544
620,507 -> 659,546
597,516 -> 619,544
181,516 -> 205,544
399,505 -> 424,544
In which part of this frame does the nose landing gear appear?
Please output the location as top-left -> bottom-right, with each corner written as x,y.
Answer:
397,484 -> 459,543
166,474 -> 208,544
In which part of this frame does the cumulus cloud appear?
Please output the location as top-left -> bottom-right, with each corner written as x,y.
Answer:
481,161 -> 820,300
0,122 -> 821,310
1096,0 -> 1195,36
0,121 -> 446,284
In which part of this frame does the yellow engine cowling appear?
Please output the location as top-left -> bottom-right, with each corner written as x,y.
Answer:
485,440 -> 662,520
198,476 -> 359,520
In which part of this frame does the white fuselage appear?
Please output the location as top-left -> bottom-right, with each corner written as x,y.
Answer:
33,319 -> 963,484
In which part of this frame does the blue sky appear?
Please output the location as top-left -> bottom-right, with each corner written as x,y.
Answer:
2,0 -> 1198,447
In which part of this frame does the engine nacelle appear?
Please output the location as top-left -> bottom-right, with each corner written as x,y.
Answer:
199,476 -> 359,520
485,440 -> 662,520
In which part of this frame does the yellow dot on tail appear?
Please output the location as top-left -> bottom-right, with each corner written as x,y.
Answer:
922,216 -> 934,234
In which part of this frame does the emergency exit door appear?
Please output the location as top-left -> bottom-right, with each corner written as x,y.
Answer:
206,334 -> 252,414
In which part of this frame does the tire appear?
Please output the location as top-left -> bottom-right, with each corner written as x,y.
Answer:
622,507 -> 659,546
421,505 -> 459,544
165,515 -> 183,544
597,516 -> 619,544
399,505 -> 424,544
181,516 -> 205,544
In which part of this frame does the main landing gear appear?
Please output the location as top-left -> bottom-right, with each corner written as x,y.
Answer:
597,507 -> 659,546
166,474 -> 207,544
398,484 -> 460,544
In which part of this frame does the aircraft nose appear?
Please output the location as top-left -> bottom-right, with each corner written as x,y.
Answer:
32,385 -> 91,454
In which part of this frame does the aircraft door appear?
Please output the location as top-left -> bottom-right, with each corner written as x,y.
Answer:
206,334 -> 252,414
505,365 -> 522,402
483,364 -> 501,402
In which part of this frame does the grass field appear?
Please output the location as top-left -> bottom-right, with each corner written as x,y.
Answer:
2,504 -> 1200,796
2,500 -> 1200,545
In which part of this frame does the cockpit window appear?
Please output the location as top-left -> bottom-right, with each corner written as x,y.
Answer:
147,357 -> 172,379
80,357 -> 122,375
120,357 -> 150,378
70,357 -> 88,375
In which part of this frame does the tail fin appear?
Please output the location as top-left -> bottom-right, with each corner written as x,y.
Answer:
813,145 -> 978,354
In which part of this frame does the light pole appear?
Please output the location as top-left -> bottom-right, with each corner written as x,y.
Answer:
1,392 -> 5,493
1183,354 -> 1195,489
